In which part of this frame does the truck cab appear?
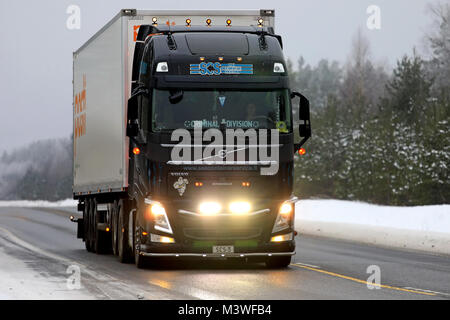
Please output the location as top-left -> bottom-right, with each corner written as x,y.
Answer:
126,23 -> 310,267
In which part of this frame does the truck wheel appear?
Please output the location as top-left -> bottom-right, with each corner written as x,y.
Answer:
93,200 -> 110,254
134,224 -> 147,269
111,201 -> 119,256
89,198 -> 96,253
265,256 -> 292,268
83,199 -> 92,252
117,199 -> 133,263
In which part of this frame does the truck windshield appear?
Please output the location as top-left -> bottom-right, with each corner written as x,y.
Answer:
151,89 -> 291,132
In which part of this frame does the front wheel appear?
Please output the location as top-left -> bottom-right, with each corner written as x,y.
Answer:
265,256 -> 291,268
134,225 -> 147,269
117,199 -> 133,263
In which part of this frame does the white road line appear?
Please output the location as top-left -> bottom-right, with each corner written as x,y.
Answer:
403,287 -> 450,297
292,262 -> 321,269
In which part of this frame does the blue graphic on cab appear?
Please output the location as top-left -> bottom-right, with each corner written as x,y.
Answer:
190,62 -> 253,75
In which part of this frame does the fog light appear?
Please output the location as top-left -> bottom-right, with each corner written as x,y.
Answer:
229,201 -> 251,214
150,234 -> 175,243
199,202 -> 221,215
271,232 -> 293,242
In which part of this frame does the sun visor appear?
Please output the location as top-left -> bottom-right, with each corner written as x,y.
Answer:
185,33 -> 249,55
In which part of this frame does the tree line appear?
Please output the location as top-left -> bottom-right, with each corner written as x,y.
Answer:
291,3 -> 449,205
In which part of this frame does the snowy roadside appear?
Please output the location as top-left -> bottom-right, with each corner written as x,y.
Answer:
0,199 -> 77,207
0,229 -> 96,299
296,200 -> 450,255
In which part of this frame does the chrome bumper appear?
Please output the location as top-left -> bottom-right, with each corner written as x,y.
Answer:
139,251 -> 295,258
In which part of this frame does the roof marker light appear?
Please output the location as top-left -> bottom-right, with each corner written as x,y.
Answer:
257,18 -> 264,27
186,18 -> 191,26
237,57 -> 242,62
156,62 -> 168,72
218,57 -> 224,61
152,17 -> 158,25
206,18 -> 212,26
226,19 -> 232,26
273,62 -> 285,73
199,57 -> 205,61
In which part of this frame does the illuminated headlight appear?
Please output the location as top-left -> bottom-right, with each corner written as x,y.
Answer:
199,202 -> 221,215
156,62 -> 168,72
270,232 -> 293,242
144,199 -> 173,234
273,62 -> 285,73
272,202 -> 293,233
229,201 -> 251,214
150,233 -> 175,243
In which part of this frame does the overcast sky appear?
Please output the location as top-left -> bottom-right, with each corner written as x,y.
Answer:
0,0 -> 441,154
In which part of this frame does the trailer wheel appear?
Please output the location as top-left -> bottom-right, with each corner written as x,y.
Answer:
83,199 -> 92,252
265,256 -> 291,268
117,199 -> 133,263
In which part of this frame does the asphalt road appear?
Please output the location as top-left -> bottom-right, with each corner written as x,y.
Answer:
0,206 -> 449,300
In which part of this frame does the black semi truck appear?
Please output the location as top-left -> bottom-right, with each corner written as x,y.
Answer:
72,9 -> 310,268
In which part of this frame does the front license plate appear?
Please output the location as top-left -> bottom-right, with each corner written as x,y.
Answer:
212,245 -> 234,254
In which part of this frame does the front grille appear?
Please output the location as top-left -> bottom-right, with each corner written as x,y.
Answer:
183,227 -> 261,240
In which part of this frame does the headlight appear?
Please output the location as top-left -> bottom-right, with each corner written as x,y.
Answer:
279,203 -> 293,215
199,202 -> 222,215
144,200 -> 173,234
229,201 -> 251,214
272,202 -> 294,233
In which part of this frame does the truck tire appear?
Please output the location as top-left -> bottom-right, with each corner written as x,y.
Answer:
134,221 -> 147,269
88,198 -> 96,253
83,199 -> 92,252
93,199 -> 110,254
111,201 -> 119,256
117,199 -> 133,263
265,256 -> 291,268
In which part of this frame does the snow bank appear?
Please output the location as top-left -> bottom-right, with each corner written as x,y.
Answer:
295,200 -> 450,255
0,199 -> 77,207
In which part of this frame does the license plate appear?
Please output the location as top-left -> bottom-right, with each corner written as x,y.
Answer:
212,245 -> 234,254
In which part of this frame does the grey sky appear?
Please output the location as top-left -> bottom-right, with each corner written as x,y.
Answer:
0,0 -> 441,154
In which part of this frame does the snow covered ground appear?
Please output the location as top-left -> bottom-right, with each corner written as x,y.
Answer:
0,199 -> 77,207
296,200 -> 450,255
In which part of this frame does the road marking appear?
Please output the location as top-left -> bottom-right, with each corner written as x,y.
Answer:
290,263 -> 436,296
403,287 -> 450,297
292,262 -> 321,269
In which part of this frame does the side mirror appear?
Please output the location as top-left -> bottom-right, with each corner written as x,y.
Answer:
291,91 -> 311,150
